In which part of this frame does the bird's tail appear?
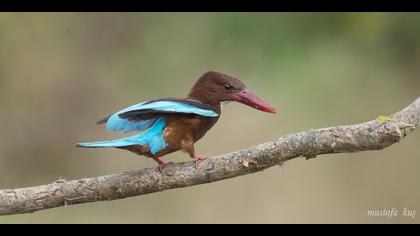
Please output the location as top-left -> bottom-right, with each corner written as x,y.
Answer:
76,117 -> 167,155
76,138 -> 134,148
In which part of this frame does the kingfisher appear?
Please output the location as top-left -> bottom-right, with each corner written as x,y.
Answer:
77,71 -> 277,170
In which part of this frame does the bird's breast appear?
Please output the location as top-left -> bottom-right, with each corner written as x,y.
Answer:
164,114 -> 219,144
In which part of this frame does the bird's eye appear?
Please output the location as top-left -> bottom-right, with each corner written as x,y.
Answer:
224,84 -> 233,90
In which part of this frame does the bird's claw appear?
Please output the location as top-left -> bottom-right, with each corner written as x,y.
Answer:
194,155 -> 208,169
158,161 -> 175,172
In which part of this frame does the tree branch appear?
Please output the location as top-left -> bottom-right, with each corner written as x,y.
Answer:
1,97 -> 419,216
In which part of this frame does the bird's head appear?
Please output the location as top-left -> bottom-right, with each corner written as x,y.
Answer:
188,71 -> 277,114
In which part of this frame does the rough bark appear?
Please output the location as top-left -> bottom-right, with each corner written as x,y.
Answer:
0,97 -> 419,216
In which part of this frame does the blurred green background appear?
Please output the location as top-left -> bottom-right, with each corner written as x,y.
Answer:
0,13 -> 419,223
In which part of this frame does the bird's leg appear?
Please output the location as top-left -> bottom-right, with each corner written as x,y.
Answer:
182,139 -> 208,169
152,156 -> 165,171
152,156 -> 174,172
120,146 -> 173,172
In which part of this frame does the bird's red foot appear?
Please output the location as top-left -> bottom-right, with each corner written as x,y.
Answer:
158,163 -> 164,172
157,162 -> 175,172
193,154 -> 208,169
153,157 -> 174,172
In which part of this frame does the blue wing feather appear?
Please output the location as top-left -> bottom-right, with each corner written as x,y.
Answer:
77,117 -> 168,155
79,99 -> 216,154
105,99 -> 218,133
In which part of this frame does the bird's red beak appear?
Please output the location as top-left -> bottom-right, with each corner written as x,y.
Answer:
231,89 -> 277,114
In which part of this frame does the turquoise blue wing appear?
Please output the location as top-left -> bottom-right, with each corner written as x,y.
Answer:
123,117 -> 168,154
78,117 -> 168,155
100,98 -> 218,133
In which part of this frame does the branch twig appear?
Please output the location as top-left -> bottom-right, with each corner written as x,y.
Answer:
1,97 -> 419,216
